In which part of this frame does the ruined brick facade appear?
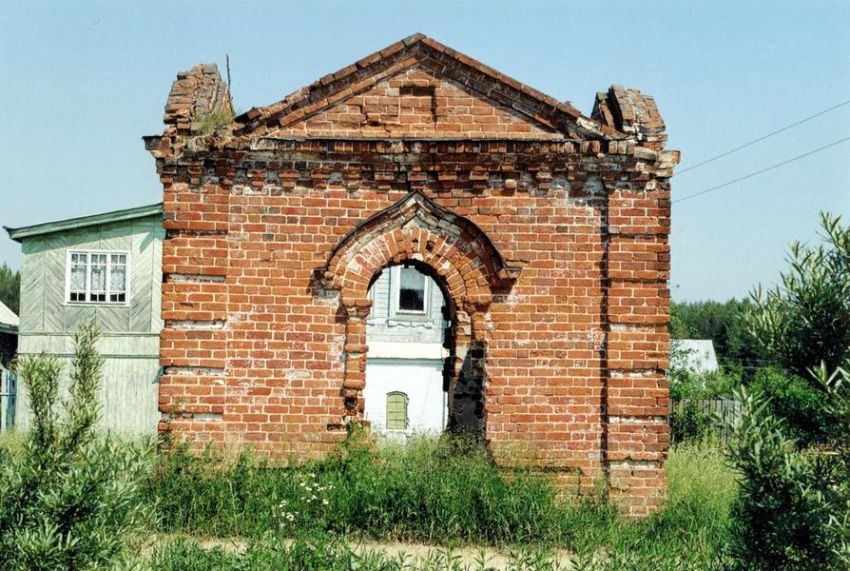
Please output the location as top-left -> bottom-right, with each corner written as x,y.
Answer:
145,34 -> 678,515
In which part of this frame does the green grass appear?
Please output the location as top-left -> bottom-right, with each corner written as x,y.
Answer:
145,436 -> 737,568
1,430 -> 737,568
588,441 -> 736,569
0,430 -> 22,455
196,108 -> 234,135
148,435 -> 591,545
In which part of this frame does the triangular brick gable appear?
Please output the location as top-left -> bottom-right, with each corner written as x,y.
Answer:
235,34 -> 610,140
270,66 -> 560,139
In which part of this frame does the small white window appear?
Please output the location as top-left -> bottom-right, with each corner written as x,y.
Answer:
66,251 -> 129,304
396,266 -> 428,314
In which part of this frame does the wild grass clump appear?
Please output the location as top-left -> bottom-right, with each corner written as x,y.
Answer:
148,431 -> 734,567
561,441 -> 736,570
663,440 -> 737,539
196,108 -> 234,135
150,532 -> 374,571
0,324 -> 154,570
150,531 -> 571,571
0,429 -> 23,455
150,432 -> 582,545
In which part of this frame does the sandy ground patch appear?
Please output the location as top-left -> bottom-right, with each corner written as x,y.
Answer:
149,534 -> 575,569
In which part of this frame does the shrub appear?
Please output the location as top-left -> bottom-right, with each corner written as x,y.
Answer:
669,399 -> 712,444
725,386 -> 848,570
747,367 -> 832,446
0,324 -> 153,571
723,213 -> 850,568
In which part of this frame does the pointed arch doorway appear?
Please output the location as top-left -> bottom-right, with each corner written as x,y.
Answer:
317,190 -> 521,437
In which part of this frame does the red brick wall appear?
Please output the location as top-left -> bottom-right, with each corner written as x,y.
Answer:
146,36 -> 678,516
275,67 -> 561,139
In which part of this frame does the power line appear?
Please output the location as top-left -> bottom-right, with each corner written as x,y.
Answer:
673,136 -> 850,204
676,98 -> 850,176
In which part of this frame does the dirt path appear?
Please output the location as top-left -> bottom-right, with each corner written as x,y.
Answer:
152,534 -> 575,569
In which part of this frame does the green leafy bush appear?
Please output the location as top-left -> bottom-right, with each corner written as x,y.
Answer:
0,324 -> 154,571
668,351 -> 741,444
747,367 -> 832,446
725,387 -> 847,570
669,399 -> 712,444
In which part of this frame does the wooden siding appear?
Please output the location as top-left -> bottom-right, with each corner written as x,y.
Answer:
367,267 -> 446,345
16,214 -> 163,434
19,214 -> 163,334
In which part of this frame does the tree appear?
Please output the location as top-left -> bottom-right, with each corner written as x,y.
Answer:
725,213 -> 850,569
0,263 -> 20,315
746,212 -> 850,385
670,298 -> 762,373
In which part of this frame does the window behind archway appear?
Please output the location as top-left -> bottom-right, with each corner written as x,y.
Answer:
386,392 -> 409,430
397,266 -> 428,313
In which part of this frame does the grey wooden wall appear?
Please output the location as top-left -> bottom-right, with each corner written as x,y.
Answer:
16,214 -> 163,434
367,266 -> 446,345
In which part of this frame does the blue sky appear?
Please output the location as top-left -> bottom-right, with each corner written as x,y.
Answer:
1,1 -> 848,301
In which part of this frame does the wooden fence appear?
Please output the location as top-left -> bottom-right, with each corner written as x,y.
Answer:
671,398 -> 743,443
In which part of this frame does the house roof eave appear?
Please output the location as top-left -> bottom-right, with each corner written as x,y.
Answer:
5,202 -> 164,242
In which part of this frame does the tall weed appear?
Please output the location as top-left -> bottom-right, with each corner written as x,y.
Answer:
0,324 -> 154,570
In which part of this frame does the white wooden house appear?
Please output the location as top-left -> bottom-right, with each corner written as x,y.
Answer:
365,264 -> 448,436
0,300 -> 18,431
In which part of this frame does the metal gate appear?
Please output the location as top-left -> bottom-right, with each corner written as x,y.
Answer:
0,368 -> 15,431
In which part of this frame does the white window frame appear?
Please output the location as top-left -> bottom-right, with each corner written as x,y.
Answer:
64,250 -> 131,306
392,265 -> 430,315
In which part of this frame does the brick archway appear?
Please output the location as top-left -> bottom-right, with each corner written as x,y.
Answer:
318,191 -> 520,425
